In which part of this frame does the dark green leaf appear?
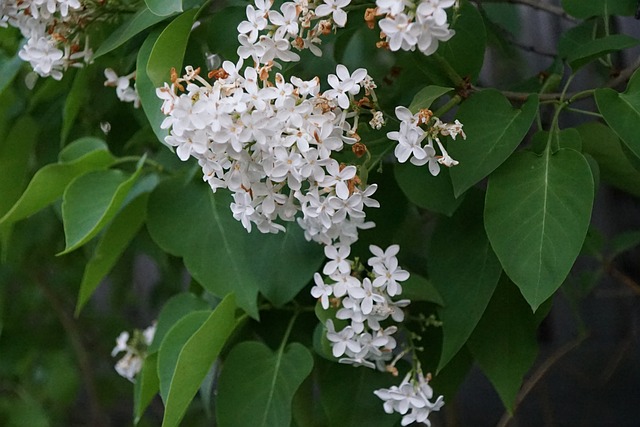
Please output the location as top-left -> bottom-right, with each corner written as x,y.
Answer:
147,9 -> 197,87
134,352 -> 160,425
148,292 -> 211,354
485,148 -> 594,310
402,272 -> 444,305
449,91 -> 538,197
94,7 -> 172,58
137,31 -> 169,145
147,177 -> 323,318
408,86 -> 453,113
566,35 -> 640,71
216,341 -> 313,427
145,0 -> 183,17
429,190 -> 502,371
161,294 -> 237,427
611,230 -> 640,256
467,276 -> 538,411
558,21 -> 598,59
562,0 -> 637,18
60,164 -> 143,254
61,68 -> 90,144
0,138 -> 114,228
75,194 -> 148,315
596,69 -> 640,162
578,122 -> 640,197
394,161 -> 464,216
0,54 -> 22,96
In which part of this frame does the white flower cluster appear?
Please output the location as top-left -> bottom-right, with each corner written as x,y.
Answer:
237,0 -> 353,65
157,63 -> 382,247
111,323 -> 156,382
374,0 -> 456,55
104,68 -> 140,108
388,105 -> 465,176
374,371 -> 445,426
316,244 -> 410,370
1,0 -> 91,80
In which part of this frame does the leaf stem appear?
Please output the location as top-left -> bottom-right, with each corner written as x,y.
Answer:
433,94 -> 463,117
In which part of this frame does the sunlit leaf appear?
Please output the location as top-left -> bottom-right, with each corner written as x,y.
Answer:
407,85 -> 453,113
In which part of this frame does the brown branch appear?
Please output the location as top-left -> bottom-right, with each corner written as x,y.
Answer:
33,274 -> 108,427
474,0 -> 578,22
497,335 -> 586,427
605,262 -> 640,296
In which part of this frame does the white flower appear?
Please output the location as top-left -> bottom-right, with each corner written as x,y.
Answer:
311,272 -> 333,309
315,0 -> 350,27
378,14 -> 420,52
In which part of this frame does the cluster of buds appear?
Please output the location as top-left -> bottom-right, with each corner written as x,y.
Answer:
111,323 -> 156,382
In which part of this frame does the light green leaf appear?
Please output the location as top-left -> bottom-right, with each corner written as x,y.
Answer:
145,0 -> 182,17
394,162 -> 464,216
429,190 -> 502,371
0,138 -> 114,228
467,276 -> 538,411
147,9 -> 197,87
562,0 -> 637,18
60,163 -> 143,254
160,294 -> 238,427
566,35 -> 640,71
216,341 -> 313,427
137,31 -> 169,145
148,292 -> 211,354
61,68 -> 89,144
146,177 -> 323,318
578,122 -> 640,197
449,91 -> 539,197
75,194 -> 148,315
485,148 -> 594,311
408,86 -> 453,113
94,7 -> 172,59
134,352 -> 160,425
596,68 -> 640,162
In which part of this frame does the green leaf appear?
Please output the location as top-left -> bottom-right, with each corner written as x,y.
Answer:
60,163 -> 143,254
137,31 -> 169,145
578,122 -> 640,197
145,0 -> 183,16
94,7 -> 172,59
394,162 -> 464,216
566,34 -> 640,71
160,294 -> 238,427
412,0 -> 486,85
596,69 -> 640,162
61,68 -> 90,144
402,272 -> 444,305
467,276 -> 538,411
611,230 -> 640,256
317,361 -> 400,427
75,194 -> 148,315
134,352 -> 160,425
0,54 -> 22,96
216,341 -> 313,427
562,0 -> 637,18
408,86 -> 453,113
449,91 -> 539,197
429,190 -> 502,371
0,116 -> 38,217
148,292 -> 211,354
147,177 -> 323,318
0,138 -> 114,228
485,148 -> 595,311
147,9 -> 197,87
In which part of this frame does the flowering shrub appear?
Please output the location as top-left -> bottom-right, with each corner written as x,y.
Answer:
2,0 -> 640,425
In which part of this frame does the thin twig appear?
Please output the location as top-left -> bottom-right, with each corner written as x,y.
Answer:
474,0 -> 578,22
606,55 -> 640,89
497,335 -> 586,427
33,274 -> 108,427
606,263 -> 640,296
